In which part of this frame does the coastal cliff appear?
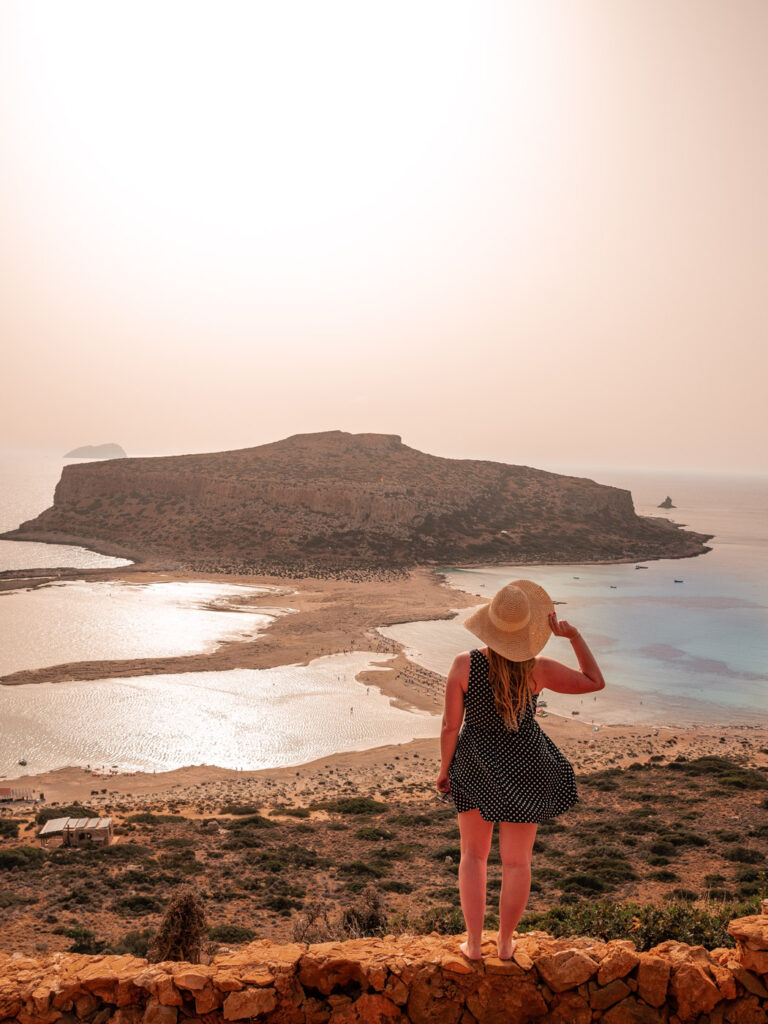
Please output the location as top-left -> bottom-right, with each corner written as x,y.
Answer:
0,911 -> 766,1023
2,431 -> 713,569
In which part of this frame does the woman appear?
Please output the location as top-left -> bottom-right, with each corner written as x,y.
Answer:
435,579 -> 605,961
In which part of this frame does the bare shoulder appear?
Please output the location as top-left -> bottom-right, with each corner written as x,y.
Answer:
447,651 -> 472,693
531,656 -> 557,695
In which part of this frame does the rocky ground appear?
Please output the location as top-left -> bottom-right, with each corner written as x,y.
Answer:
1,753 -> 766,959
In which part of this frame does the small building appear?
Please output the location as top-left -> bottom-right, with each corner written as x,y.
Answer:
38,816 -> 114,848
0,786 -> 41,803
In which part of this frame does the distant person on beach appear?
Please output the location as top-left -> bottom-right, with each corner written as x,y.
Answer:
436,580 -> 606,961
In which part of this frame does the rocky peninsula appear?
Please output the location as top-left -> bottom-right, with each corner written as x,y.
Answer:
3,431 -> 712,570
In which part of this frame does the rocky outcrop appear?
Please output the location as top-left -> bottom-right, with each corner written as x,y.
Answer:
658,497 -> 676,509
2,911 -> 768,1023
64,445 -> 127,460
5,432 -> 713,568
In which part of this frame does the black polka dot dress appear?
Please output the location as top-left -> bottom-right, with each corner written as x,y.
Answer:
448,649 -> 578,823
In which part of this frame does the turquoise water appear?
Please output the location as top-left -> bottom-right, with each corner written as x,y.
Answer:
382,468 -> 768,725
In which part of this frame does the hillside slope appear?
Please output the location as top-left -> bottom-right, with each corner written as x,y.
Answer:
2,431 -> 713,568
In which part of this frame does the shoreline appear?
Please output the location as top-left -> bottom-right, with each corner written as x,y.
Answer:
1,541 -> 766,802
8,717 -> 768,807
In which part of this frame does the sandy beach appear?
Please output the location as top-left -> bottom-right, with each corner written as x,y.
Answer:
2,560 -> 767,807
11,717 -> 768,809
2,558 -> 767,959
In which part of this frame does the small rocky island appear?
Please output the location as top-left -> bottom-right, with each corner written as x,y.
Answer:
658,496 -> 676,508
64,443 -> 126,460
7,431 -> 713,570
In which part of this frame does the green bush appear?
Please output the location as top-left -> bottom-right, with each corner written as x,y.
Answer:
0,891 -> 36,908
380,880 -> 413,893
109,927 -> 156,957
388,813 -> 432,827
736,867 -> 763,882
666,888 -> 697,902
661,830 -> 708,848
161,836 -> 194,849
208,924 -> 256,943
264,894 -> 302,914
0,846 -> 45,871
312,797 -> 388,815
57,925 -> 106,954
116,894 -> 163,915
561,873 -> 607,895
722,846 -> 762,864
671,758 -> 767,790
339,860 -> 386,878
648,841 -> 676,857
0,820 -> 20,840
579,853 -> 637,883
245,851 -> 284,872
49,842 -> 152,865
432,846 -> 460,861
713,830 -> 740,843
271,805 -> 311,818
36,804 -> 95,826
126,812 -> 181,825
356,826 -> 394,841
226,814 -> 274,830
519,892 -> 767,950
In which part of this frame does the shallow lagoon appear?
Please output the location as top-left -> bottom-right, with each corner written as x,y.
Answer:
0,580 -> 283,677
0,652 -> 439,778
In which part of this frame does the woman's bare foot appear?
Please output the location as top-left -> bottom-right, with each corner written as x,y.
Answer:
459,939 -> 482,961
497,935 -> 517,960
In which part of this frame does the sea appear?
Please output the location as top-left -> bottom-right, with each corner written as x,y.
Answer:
382,465 -> 768,726
0,452 -> 766,779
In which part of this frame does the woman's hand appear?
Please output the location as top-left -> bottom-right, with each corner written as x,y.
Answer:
548,610 -> 580,640
436,770 -> 450,794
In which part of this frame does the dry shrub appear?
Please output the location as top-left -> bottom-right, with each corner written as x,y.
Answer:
292,886 -> 388,943
147,886 -> 206,963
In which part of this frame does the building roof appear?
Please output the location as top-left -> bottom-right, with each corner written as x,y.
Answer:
38,816 -> 112,836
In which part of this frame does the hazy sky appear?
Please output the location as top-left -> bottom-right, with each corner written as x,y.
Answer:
1,0 -> 766,473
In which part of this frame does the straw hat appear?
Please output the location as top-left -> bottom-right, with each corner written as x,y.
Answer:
463,579 -> 554,661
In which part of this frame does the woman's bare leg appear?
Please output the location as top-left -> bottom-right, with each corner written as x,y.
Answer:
497,821 -> 538,959
457,809 -> 493,959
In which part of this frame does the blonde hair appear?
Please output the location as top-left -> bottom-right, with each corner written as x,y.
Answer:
485,647 -> 537,731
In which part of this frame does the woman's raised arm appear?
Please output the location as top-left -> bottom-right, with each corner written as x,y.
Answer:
534,610 -> 606,694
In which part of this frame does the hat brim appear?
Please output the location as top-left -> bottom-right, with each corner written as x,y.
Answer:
463,579 -> 554,661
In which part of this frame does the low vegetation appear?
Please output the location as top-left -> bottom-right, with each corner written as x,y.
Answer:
0,756 -> 765,955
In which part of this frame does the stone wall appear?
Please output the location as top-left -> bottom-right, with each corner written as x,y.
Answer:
1,913 -> 766,1024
